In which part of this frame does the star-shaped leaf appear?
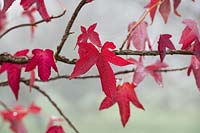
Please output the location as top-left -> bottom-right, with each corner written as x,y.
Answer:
77,23 -> 102,47
70,42 -> 131,98
25,49 -> 58,81
158,34 -> 176,62
99,82 -> 144,127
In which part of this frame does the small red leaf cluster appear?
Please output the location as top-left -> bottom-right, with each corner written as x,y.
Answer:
0,49 -> 57,99
0,103 -> 41,133
145,0 -> 195,23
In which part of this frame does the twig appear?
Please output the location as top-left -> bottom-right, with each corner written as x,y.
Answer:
0,100 -> 11,111
0,10 -> 66,39
0,67 -> 188,87
21,80 -> 79,133
119,0 -> 162,50
0,53 -> 29,64
55,0 -> 87,58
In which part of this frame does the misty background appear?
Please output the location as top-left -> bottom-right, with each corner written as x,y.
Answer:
0,0 -> 200,132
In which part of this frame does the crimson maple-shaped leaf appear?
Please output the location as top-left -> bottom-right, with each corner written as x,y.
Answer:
132,57 -> 168,87
188,56 -> 200,91
0,103 -> 41,133
22,7 -> 37,37
20,0 -> 50,21
0,49 -> 29,99
70,42 -> 131,98
179,19 -> 200,50
145,0 -> 181,23
127,21 -> 152,50
99,82 -> 144,127
158,34 -> 176,62
46,126 -> 64,133
25,49 -> 58,81
77,23 -> 102,47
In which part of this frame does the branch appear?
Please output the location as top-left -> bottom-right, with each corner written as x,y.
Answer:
0,10 -> 66,39
55,0 -> 87,58
114,50 -> 193,56
0,53 -> 29,64
120,0 -> 162,50
0,50 -> 193,64
21,80 -> 79,133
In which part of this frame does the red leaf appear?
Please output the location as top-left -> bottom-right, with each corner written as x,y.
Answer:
22,7 -> 37,37
145,0 -> 183,23
0,0 -> 15,13
159,0 -> 170,23
0,103 -> 40,133
20,0 -> 50,21
158,34 -> 176,62
0,13 -> 7,32
70,43 -> 99,79
46,126 -> 64,133
133,57 -> 168,86
0,49 -> 29,99
188,56 -> 200,91
145,0 -> 159,23
77,23 -> 102,47
25,49 -> 58,81
173,0 -> 181,16
86,0 -> 93,3
99,82 -> 144,127
70,40 -> 131,98
179,19 -> 200,50
127,21 -> 151,50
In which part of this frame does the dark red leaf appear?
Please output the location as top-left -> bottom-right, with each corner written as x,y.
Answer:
145,0 -> 184,23
20,0 -> 50,21
158,34 -> 176,62
99,82 -> 144,127
173,0 -> 181,16
0,13 -> 7,32
0,49 -> 29,99
25,49 -> 58,81
159,0 -> 170,23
